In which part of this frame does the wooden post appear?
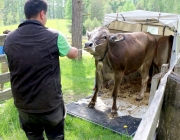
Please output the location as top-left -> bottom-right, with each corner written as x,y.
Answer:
0,35 -> 6,46
148,73 -> 161,105
72,0 -> 82,60
156,72 -> 180,140
149,64 -> 169,105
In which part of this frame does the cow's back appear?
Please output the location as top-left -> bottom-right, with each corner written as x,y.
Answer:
108,32 -> 157,74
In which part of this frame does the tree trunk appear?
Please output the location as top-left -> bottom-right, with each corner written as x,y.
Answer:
72,0 -> 82,60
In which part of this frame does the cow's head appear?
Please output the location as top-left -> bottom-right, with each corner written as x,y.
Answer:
84,26 -> 110,60
3,29 -> 11,34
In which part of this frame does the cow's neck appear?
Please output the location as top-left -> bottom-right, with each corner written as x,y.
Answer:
98,45 -> 108,62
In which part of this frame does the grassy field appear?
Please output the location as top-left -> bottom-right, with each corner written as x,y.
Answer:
0,19 -> 71,37
0,19 -> 132,140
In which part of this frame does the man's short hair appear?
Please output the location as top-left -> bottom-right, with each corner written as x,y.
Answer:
24,0 -> 48,19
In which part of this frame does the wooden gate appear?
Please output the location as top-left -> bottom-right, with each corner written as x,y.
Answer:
0,35 -> 12,102
133,54 -> 180,140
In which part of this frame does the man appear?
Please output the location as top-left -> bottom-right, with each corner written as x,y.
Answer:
4,0 -> 78,140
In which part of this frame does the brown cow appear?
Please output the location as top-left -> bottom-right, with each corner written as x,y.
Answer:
153,35 -> 173,73
85,26 -> 157,116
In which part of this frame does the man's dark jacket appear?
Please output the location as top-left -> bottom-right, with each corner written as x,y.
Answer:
4,20 -> 63,113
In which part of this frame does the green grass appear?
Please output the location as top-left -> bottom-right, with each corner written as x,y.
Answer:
0,19 -> 71,36
61,53 -> 95,103
0,99 -> 131,140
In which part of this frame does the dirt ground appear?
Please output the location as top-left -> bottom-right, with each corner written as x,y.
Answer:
74,77 -> 150,118
100,77 -> 150,106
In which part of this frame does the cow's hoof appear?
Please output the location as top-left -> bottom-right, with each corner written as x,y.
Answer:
88,102 -> 95,108
136,95 -> 143,101
110,111 -> 118,118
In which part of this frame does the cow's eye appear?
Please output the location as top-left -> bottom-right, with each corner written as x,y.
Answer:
102,36 -> 107,39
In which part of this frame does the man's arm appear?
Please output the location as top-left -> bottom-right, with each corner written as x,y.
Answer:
66,46 -> 78,59
57,33 -> 78,59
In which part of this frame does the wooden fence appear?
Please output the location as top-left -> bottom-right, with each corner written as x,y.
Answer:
133,54 -> 180,140
0,35 -> 12,102
0,54 -> 12,102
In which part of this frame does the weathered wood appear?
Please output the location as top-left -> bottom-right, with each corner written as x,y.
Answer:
148,73 -> 161,105
0,88 -> 12,101
161,64 -> 169,77
0,72 -> 10,84
133,54 -> 180,140
156,72 -> 180,140
0,35 -> 6,46
149,64 -> 169,105
0,55 -> 7,62
174,64 -> 180,75
133,71 -> 170,140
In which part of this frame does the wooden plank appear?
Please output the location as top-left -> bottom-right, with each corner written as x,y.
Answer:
156,72 -> 180,140
149,64 -> 169,105
148,73 -> 161,105
0,35 -> 6,46
160,64 -> 169,77
0,55 -> 7,62
0,72 -> 10,84
0,88 -> 12,101
174,64 -> 180,75
133,54 -> 180,140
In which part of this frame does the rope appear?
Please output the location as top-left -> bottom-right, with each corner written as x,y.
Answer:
77,42 -> 106,51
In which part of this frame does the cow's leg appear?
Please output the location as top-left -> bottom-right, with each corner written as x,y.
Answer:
136,63 -> 150,100
88,67 -> 103,108
111,72 -> 123,115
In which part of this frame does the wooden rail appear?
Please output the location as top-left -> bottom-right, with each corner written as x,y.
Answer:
0,35 -> 12,102
0,55 -> 12,102
133,54 -> 180,140
0,35 -> 7,46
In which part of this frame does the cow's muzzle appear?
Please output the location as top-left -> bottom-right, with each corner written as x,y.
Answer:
85,41 -> 93,48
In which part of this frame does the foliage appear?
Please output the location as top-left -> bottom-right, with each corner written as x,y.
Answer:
65,0 -> 72,20
1,0 -> 66,26
119,1 -> 136,12
104,3 -> 113,14
1,0 -> 180,34
48,0 -> 65,19
88,0 -> 105,23
0,0 -> 4,26
83,17 -> 101,32
136,0 -> 145,10
109,0 -> 124,13
83,18 -> 93,31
